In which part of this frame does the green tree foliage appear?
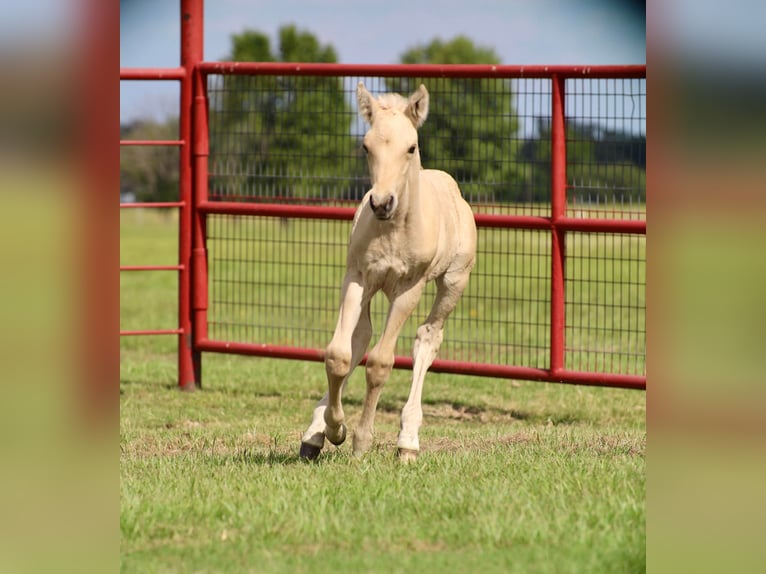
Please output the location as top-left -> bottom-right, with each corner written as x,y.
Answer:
386,37 -> 525,203
209,25 -> 354,201
120,119 -> 179,203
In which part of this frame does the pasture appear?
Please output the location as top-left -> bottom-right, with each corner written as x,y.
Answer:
120,210 -> 645,573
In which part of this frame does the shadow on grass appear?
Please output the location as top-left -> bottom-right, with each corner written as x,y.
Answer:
216,447 -> 351,467
228,450 -> 304,466
343,395 -> 516,416
332,394 -> 585,427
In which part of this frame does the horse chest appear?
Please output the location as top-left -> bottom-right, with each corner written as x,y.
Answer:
351,235 -> 425,292
362,244 -> 409,283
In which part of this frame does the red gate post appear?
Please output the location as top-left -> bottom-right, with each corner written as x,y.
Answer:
192,43 -> 210,368
549,74 -> 567,379
178,0 -> 204,389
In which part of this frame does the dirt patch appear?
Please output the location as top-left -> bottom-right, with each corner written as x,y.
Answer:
424,402 -> 485,421
419,431 -> 537,455
422,401 -> 525,424
586,434 -> 646,457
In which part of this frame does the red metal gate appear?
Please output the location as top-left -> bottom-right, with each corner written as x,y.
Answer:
120,0 -> 646,391
119,0 -> 202,390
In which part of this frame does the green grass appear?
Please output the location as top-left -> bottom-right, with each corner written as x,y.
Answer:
120,210 -> 645,573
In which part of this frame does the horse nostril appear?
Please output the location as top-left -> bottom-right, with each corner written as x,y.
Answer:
370,194 -> 394,219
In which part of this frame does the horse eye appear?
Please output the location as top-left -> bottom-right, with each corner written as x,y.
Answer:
408,145 -> 416,154
361,144 -> 369,154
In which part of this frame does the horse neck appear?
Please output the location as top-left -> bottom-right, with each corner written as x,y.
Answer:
398,155 -> 424,226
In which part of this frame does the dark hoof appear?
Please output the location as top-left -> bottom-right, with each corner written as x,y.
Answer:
299,442 -> 323,461
326,423 -> 347,446
397,448 -> 419,463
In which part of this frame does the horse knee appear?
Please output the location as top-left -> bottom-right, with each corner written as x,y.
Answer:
325,344 -> 352,379
414,324 -> 444,359
365,353 -> 393,387
416,324 -> 443,346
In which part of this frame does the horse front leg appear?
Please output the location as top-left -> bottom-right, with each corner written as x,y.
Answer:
300,274 -> 367,460
353,280 -> 425,457
397,271 -> 470,463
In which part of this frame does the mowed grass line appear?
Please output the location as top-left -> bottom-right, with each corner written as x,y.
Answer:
120,210 -> 645,573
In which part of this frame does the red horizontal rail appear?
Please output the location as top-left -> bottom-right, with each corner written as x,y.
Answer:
120,265 -> 184,271
199,62 -> 646,79
556,217 -> 646,234
120,140 -> 185,146
198,201 -> 355,221
195,340 -> 645,390
120,329 -> 184,336
120,202 -> 185,208
120,67 -> 186,80
475,214 -> 645,233
198,202 -> 646,234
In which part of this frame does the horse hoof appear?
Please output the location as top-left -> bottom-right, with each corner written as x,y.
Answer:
299,442 -> 323,460
326,423 -> 347,446
397,447 -> 419,463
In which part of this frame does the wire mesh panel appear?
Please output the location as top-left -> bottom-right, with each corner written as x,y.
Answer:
206,217 -> 552,370
456,228 -> 551,368
207,215 -> 348,349
565,78 -> 646,221
207,75 -> 366,205
200,66 -> 646,387
207,75 -> 553,215
565,233 -> 646,375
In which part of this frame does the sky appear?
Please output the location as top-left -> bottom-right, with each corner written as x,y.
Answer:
120,0 -> 646,123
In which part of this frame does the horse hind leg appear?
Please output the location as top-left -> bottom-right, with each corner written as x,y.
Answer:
397,271 -> 470,463
396,323 -> 443,463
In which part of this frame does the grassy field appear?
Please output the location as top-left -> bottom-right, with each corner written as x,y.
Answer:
120,211 -> 645,573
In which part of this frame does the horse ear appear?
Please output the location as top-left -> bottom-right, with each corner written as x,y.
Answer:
357,82 -> 377,124
406,84 -> 430,128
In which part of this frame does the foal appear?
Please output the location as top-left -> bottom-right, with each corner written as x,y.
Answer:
300,82 -> 477,462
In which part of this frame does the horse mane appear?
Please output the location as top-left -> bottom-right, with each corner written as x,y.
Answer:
376,93 -> 409,112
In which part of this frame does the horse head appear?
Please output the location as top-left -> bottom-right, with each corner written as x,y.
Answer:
357,82 -> 430,221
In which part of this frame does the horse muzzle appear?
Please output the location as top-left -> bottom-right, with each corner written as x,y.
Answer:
369,193 -> 396,220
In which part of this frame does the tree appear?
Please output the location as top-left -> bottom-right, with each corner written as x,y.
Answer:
209,25 -> 355,202
385,37 -> 525,203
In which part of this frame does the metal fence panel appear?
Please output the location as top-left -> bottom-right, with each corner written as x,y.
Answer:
196,65 -> 646,389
